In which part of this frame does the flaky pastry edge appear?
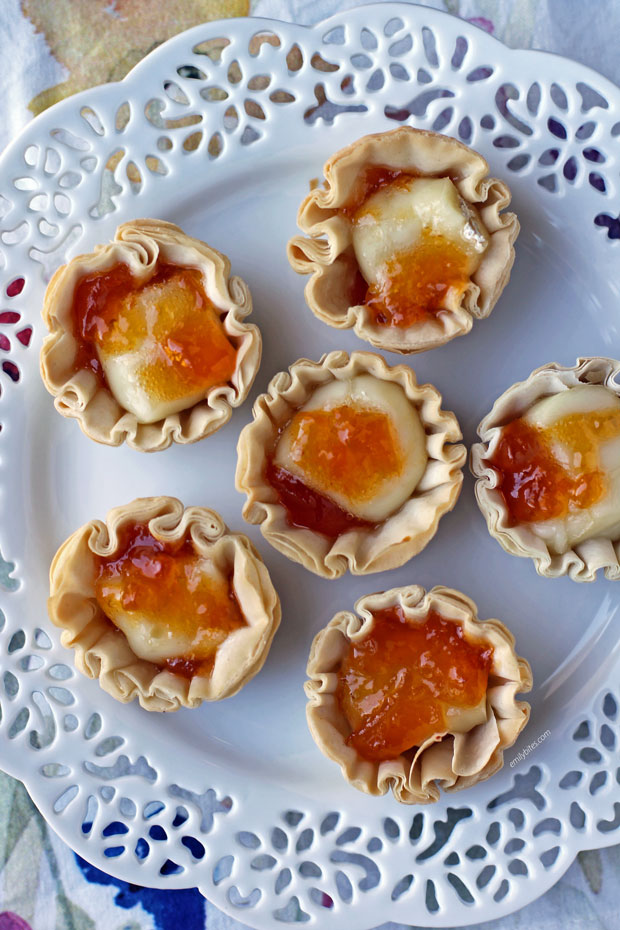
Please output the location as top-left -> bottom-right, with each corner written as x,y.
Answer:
48,496 -> 281,711
287,127 -> 519,354
235,350 -> 465,578
305,584 -> 532,804
471,356 -> 620,582
40,219 -> 262,452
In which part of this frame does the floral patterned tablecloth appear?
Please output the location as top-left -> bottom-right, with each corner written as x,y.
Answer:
1,1 -> 620,928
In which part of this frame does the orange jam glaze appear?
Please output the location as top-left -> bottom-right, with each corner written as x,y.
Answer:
266,403 -> 402,537
72,261 -> 237,401
337,607 -> 493,762
266,462 -> 372,538
95,522 -> 246,678
341,164 -> 473,328
363,232 -> 473,329
487,408 -> 620,525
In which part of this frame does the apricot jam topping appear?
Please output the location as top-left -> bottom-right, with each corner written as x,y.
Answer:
342,166 -> 479,328
488,409 -> 620,525
288,404 -> 402,499
95,522 -> 246,678
362,231 -> 473,329
338,607 -> 493,762
72,261 -> 237,401
265,461 -> 373,538
267,403 -> 403,537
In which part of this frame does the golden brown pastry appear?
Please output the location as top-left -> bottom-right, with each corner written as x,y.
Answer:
236,350 -> 465,577
40,219 -> 261,451
471,357 -> 620,581
48,497 -> 281,711
306,585 -> 532,803
288,127 -> 518,354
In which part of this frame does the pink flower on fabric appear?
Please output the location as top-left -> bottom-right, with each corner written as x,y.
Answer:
0,914 -> 34,930
468,16 -> 494,34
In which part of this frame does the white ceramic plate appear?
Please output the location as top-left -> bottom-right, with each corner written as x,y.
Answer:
1,4 -> 619,928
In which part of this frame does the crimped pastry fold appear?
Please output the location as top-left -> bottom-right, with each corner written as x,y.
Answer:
305,585 -> 532,803
288,127 -> 518,354
40,219 -> 261,451
236,350 -> 465,577
48,497 -> 281,711
471,357 -> 620,582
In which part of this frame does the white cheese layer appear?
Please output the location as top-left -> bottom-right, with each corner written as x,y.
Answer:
96,271 -> 235,424
351,176 -> 488,287
273,374 -> 427,522
524,384 -> 620,553
101,558 -> 233,664
102,353 -> 210,424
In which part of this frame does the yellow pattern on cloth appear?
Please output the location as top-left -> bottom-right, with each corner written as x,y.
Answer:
22,0 -> 250,115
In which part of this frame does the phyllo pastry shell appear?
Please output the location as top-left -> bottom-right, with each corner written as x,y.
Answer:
40,219 -> 261,452
471,357 -> 620,582
287,127 -> 518,354
305,585 -> 532,804
48,497 -> 281,711
235,350 -> 465,578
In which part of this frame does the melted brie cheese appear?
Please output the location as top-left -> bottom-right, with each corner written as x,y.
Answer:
102,354 -> 213,425
351,176 -> 488,287
273,375 -> 427,522
525,385 -> 620,552
97,271 -> 237,424
100,558 -> 237,664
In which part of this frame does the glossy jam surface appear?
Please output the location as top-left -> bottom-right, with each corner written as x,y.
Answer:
266,461 -> 373,538
341,166 -> 474,328
337,607 -> 493,762
488,409 -> 620,525
72,261 -> 237,400
287,404 -> 402,499
363,231 -> 473,328
266,402 -> 403,537
95,522 -> 246,677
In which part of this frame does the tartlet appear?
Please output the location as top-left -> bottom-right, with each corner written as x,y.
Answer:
287,127 -> 519,354
40,219 -> 262,452
305,585 -> 532,804
48,497 -> 281,711
235,350 -> 465,578
471,357 -> 620,582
